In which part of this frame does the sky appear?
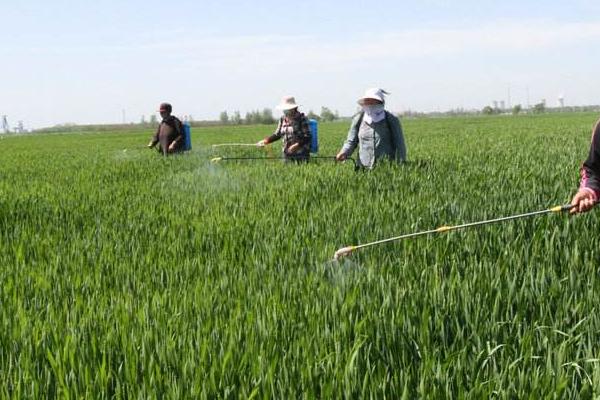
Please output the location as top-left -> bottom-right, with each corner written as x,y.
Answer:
2,0 -> 600,129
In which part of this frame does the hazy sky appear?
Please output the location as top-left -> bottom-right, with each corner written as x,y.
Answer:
2,0 -> 600,128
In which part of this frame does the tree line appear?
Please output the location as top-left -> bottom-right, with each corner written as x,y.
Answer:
219,107 -> 340,125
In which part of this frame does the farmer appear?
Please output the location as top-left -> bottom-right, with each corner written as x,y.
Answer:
336,88 -> 406,168
256,96 -> 311,162
570,119 -> 600,214
147,102 -> 185,155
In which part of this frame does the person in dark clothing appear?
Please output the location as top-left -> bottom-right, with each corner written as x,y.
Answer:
571,119 -> 600,213
256,96 -> 311,162
147,103 -> 185,155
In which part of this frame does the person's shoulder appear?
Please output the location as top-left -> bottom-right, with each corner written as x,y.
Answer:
351,112 -> 363,123
385,111 -> 400,122
295,114 -> 309,126
164,116 -> 183,129
386,112 -> 403,129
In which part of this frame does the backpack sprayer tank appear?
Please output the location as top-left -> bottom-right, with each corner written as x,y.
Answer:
183,121 -> 192,151
309,119 -> 318,153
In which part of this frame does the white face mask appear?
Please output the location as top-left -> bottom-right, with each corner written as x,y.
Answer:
362,104 -> 385,123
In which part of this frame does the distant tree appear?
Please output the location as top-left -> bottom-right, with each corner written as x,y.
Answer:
261,108 -> 275,124
247,111 -> 255,124
512,105 -> 522,115
219,111 -> 229,124
241,109 -> 282,125
320,106 -> 337,122
482,106 -> 495,115
251,110 -> 264,124
149,115 -> 158,124
306,110 -> 320,121
140,115 -> 146,125
533,102 -> 546,114
231,111 -> 242,125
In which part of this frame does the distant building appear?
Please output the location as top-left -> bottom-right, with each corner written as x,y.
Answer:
1,115 -> 8,134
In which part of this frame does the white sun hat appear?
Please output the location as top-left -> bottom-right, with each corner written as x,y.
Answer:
275,96 -> 301,111
358,88 -> 390,105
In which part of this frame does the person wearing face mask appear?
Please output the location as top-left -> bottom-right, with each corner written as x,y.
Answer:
256,96 -> 312,162
336,88 -> 406,168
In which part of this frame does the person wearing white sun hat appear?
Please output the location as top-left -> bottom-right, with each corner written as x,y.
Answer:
256,96 -> 312,162
336,88 -> 406,169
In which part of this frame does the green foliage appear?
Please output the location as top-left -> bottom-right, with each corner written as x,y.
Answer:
512,104 -> 522,115
1,114 -> 600,398
482,106 -> 497,115
320,106 -> 339,122
242,109 -> 276,125
231,111 -> 242,125
219,111 -> 229,124
534,102 -> 547,114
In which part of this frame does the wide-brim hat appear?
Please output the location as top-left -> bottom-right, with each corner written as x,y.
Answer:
275,96 -> 300,111
358,88 -> 390,105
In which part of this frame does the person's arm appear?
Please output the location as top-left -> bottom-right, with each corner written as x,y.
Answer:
581,120 -> 600,194
336,114 -> 361,160
257,118 -> 283,146
571,119 -> 600,213
168,119 -> 185,151
389,114 -> 407,163
265,118 -> 283,144
148,124 -> 160,148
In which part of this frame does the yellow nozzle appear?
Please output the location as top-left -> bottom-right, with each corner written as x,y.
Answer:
334,246 -> 357,260
436,226 -> 453,233
550,205 -> 563,213
211,157 -> 223,163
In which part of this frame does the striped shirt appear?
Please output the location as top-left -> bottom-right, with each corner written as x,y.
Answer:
265,113 -> 311,159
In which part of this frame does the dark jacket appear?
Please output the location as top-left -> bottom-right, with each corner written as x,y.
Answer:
579,119 -> 600,199
151,115 -> 184,155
